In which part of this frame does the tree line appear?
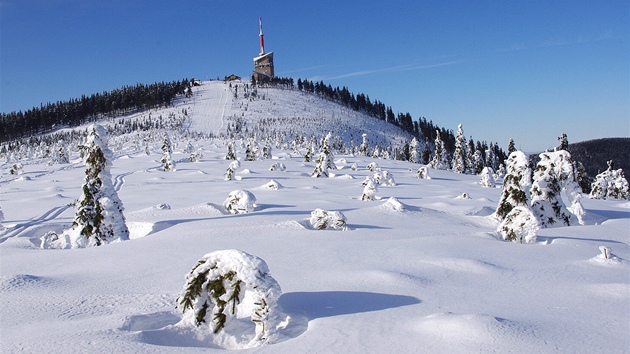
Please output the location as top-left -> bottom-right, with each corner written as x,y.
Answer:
0,79 -> 193,142
290,78 -> 507,167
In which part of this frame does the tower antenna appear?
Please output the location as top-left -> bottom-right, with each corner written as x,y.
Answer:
259,17 -> 265,56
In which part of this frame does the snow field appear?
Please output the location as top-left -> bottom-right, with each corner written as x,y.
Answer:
1,80 -> 629,352
1,141 -> 628,353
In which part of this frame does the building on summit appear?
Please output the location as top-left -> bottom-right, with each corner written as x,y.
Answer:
253,17 -> 274,80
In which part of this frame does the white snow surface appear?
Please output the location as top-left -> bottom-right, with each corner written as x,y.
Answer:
1,81 -> 629,353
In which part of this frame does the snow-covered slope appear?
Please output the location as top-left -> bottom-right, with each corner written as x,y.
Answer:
0,81 -> 628,352
110,80 -> 414,151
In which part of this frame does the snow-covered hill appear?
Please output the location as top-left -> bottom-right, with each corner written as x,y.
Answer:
0,81 -> 629,353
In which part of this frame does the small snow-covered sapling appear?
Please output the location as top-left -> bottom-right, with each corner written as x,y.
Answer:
599,246 -> 611,259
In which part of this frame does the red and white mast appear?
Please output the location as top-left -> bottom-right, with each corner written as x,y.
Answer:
259,17 -> 265,56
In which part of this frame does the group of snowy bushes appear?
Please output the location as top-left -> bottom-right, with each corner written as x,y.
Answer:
493,149 -> 603,243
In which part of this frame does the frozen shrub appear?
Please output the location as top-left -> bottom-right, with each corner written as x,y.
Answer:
261,143 -> 272,159
479,167 -> 496,188
311,152 -> 329,178
599,246 -> 611,259
269,163 -> 286,172
366,162 -> 380,172
223,190 -> 257,214
589,160 -> 629,200
262,180 -> 282,190
417,166 -> 431,179
372,170 -> 396,186
309,208 -> 347,231
361,179 -> 378,201
497,206 -> 539,244
189,149 -> 203,162
176,249 -> 282,347
9,163 -> 23,175
245,140 -> 259,161
224,160 -> 240,181
224,141 -> 236,160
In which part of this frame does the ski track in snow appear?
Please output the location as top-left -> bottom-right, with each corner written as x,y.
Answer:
0,205 -> 71,242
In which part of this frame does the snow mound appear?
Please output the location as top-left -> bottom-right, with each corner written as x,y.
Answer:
466,206 -> 496,216
415,313 -> 536,349
588,254 -> 623,266
335,174 -> 354,179
121,311 -> 180,331
256,180 -> 284,190
373,197 -> 416,214
127,222 -> 156,239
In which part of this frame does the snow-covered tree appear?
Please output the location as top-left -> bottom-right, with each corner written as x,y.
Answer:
322,132 -> 337,170
495,151 -> 531,221
417,166 -> 431,179
590,160 -> 629,200
479,167 -> 496,188
189,149 -> 203,162
303,143 -> 312,162
269,162 -> 286,172
311,152 -> 330,178
262,143 -> 272,159
245,140 -> 259,161
309,209 -> 347,230
497,206 -> 539,244
361,179 -> 378,201
51,140 -> 70,164
366,161 -> 380,172
452,124 -> 468,174
223,190 -> 257,214
507,138 -> 516,155
485,145 -> 497,171
161,132 -> 175,171
409,137 -> 421,164
9,163 -> 23,175
373,170 -> 395,186
557,133 -> 569,151
471,149 -> 485,174
372,145 -> 381,159
358,133 -> 369,156
224,160 -> 240,181
429,130 -> 448,170
225,141 -> 237,160
183,141 -> 195,154
41,125 -> 129,249
176,249 -> 282,346
530,150 -> 583,227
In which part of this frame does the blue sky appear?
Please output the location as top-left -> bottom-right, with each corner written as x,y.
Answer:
1,0 -> 628,152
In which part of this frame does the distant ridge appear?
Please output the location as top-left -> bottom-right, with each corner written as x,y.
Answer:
569,137 -> 630,179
